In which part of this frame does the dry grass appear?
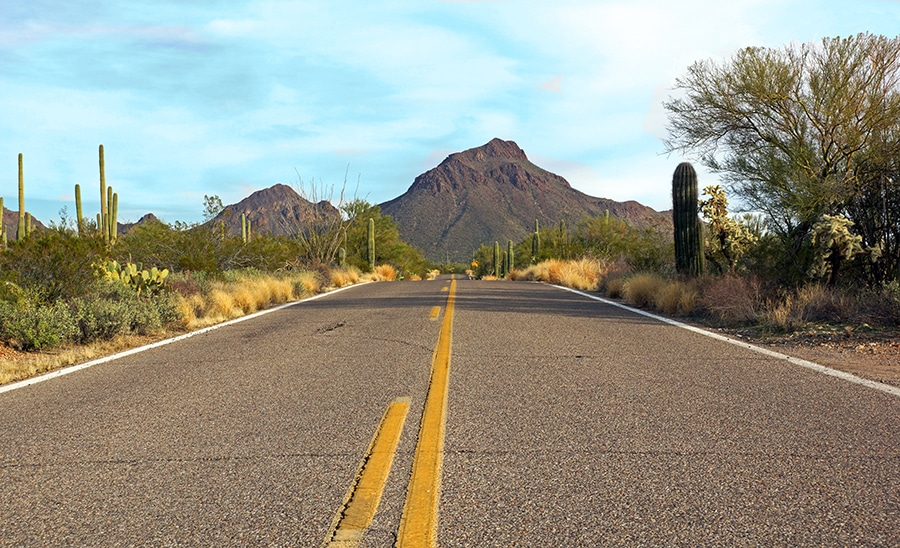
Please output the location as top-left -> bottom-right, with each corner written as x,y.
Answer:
0,333 -> 177,386
330,267 -> 361,288
511,258 -> 606,291
426,269 -> 441,280
622,273 -> 666,308
655,280 -> 699,315
697,275 -> 763,324
363,264 -> 399,282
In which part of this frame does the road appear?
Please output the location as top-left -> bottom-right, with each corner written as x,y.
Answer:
1,276 -> 899,546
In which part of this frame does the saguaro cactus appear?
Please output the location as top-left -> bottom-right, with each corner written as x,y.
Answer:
99,145 -> 108,244
672,162 -> 705,276
507,240 -> 514,274
532,219 -> 540,259
367,218 -> 375,270
241,213 -> 248,243
338,247 -> 347,269
75,184 -> 84,236
493,241 -> 501,277
17,153 -> 25,242
111,191 -> 118,243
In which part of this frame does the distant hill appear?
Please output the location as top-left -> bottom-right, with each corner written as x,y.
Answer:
205,183 -> 337,237
380,138 -> 669,261
1,207 -> 47,240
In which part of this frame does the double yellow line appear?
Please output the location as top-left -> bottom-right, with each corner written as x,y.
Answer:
323,278 -> 457,548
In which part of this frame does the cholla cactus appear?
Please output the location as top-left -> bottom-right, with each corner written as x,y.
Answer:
809,214 -> 863,286
700,185 -> 758,273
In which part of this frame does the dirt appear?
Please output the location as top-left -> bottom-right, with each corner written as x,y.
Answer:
715,324 -> 900,388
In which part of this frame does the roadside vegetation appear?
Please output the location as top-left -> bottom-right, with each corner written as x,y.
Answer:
491,34 -> 900,342
0,183 -> 436,384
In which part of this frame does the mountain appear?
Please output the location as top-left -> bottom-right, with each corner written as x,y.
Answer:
380,138 -> 669,261
2,207 -> 47,240
206,183 -> 337,237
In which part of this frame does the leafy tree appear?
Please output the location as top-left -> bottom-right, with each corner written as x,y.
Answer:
664,33 -> 900,281
342,200 -> 431,276
202,195 -> 224,222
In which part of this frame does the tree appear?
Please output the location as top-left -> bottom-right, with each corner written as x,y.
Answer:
664,33 -> 900,281
202,195 -> 224,222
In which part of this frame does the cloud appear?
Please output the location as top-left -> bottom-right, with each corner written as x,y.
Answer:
539,75 -> 562,93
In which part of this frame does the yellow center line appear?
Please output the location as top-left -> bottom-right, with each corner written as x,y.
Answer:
428,306 -> 441,320
323,398 -> 411,548
397,277 -> 457,547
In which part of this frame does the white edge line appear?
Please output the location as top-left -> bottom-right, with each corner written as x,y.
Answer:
0,282 -> 367,395
551,284 -> 900,399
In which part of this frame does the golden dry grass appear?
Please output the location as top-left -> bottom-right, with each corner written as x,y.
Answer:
655,280 -> 698,315
511,258 -> 606,291
0,333 -> 177,386
426,269 -> 441,280
622,273 -> 666,308
363,264 -> 399,282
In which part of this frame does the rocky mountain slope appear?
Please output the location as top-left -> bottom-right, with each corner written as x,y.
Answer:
205,183 -> 336,237
380,138 -> 668,261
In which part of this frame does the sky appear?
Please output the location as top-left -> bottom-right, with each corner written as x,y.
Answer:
3,0 -> 900,226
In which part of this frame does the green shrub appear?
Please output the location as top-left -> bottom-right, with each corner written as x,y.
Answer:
0,298 -> 77,351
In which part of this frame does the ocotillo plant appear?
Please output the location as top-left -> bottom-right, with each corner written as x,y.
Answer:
672,162 -> 705,276
493,241 -> 501,277
17,153 -> 25,242
75,184 -> 84,236
99,145 -> 108,244
367,218 -> 375,271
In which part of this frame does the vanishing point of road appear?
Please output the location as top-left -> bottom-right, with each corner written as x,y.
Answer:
2,276 -> 899,546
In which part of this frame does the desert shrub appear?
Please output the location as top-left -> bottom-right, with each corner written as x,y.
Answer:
656,281 -> 698,315
69,281 -> 181,343
0,297 -> 77,351
370,264 -> 399,281
603,276 -> 626,298
623,273 -> 666,308
696,275 -> 764,324
0,227 -> 107,302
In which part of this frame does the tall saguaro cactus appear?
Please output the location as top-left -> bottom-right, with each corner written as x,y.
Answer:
672,162 -> 705,276
75,184 -> 84,236
532,219 -> 540,260
17,153 -> 26,242
367,218 -> 375,271
507,240 -> 514,274
99,145 -> 108,244
493,241 -> 501,277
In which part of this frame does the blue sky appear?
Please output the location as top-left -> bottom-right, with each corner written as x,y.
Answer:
3,0 -> 900,225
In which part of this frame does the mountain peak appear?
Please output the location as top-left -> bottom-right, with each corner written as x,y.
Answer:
447,138 -> 528,166
381,139 -> 668,261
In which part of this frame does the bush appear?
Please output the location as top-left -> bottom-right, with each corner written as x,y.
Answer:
0,298 -> 77,351
655,281 -> 698,315
697,275 -> 764,324
622,273 -> 666,308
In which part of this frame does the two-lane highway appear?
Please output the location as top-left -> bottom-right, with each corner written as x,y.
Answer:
2,277 -> 899,546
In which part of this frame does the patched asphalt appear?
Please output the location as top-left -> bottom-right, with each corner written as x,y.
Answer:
1,277 -> 898,546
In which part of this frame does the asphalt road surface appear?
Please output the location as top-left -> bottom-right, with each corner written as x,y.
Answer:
1,276 -> 899,546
